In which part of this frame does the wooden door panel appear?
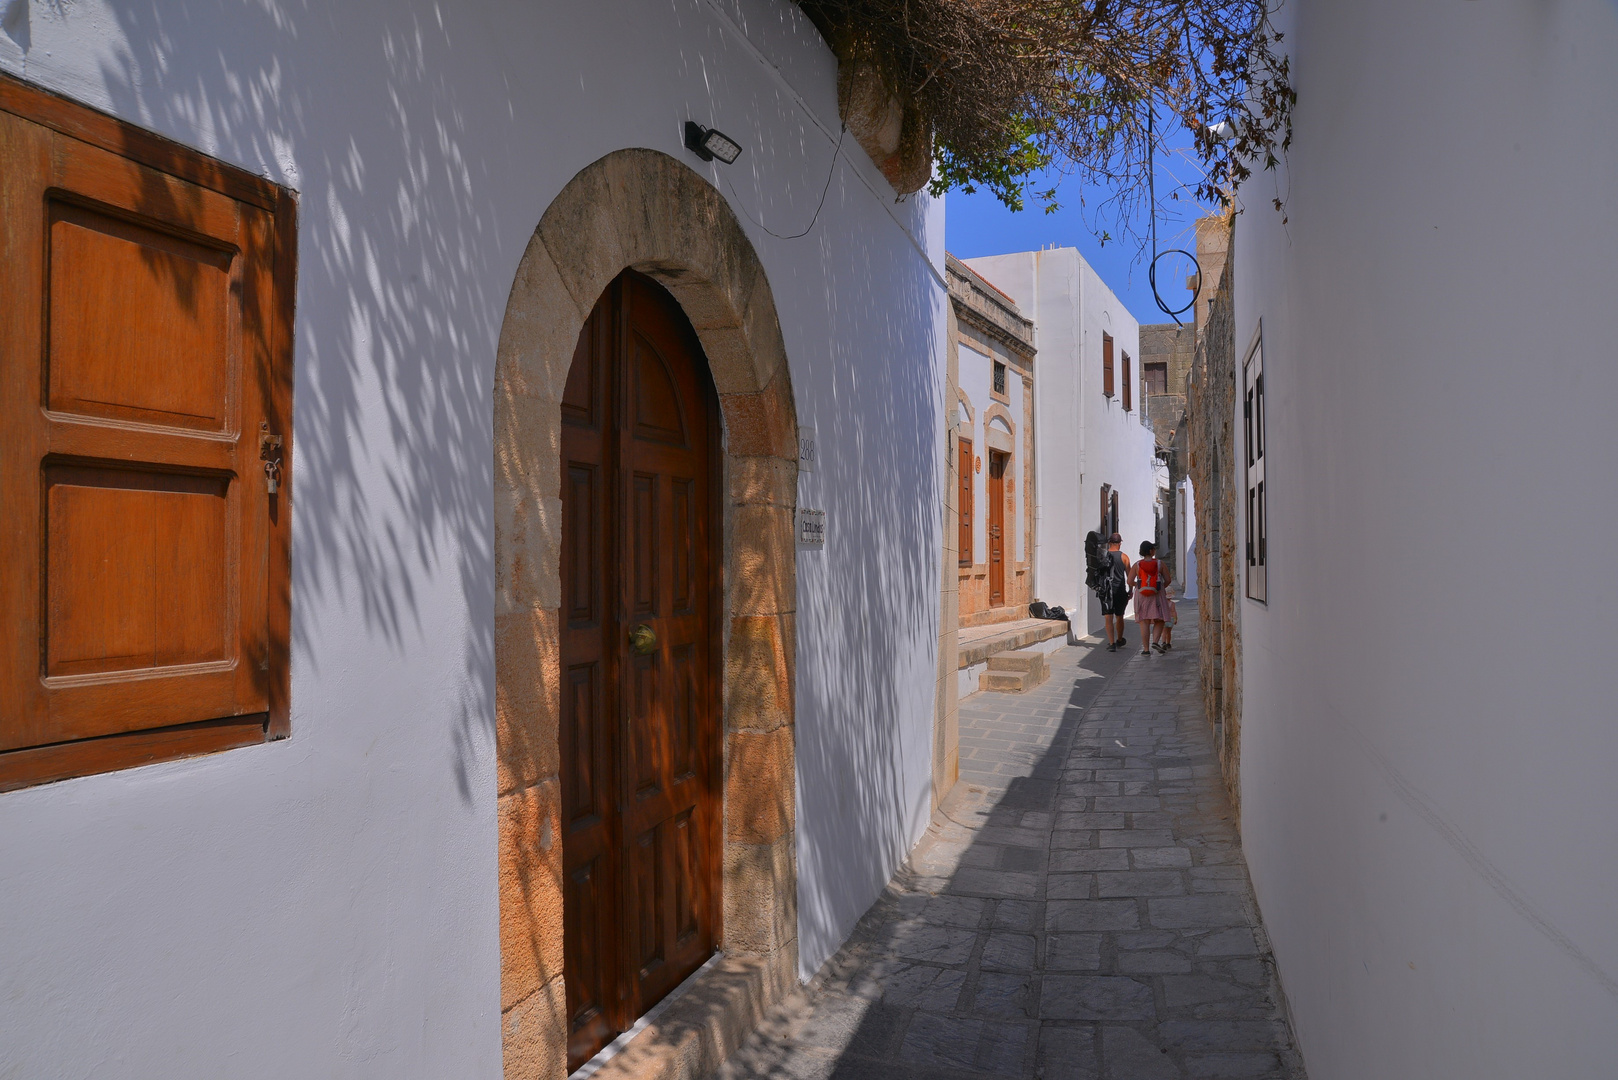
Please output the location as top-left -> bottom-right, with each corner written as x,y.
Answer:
669,643 -> 696,782
563,662 -> 606,831
631,332 -> 687,446
45,467 -> 229,677
48,202 -> 233,429
628,651 -> 663,803
988,452 -> 1007,605
631,825 -> 665,978
565,465 -> 601,625
629,473 -> 658,616
564,855 -> 615,1065
671,478 -> 694,613
957,438 -> 973,564
562,271 -> 718,1071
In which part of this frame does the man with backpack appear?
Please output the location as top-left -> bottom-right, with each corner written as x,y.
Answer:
1096,532 -> 1131,651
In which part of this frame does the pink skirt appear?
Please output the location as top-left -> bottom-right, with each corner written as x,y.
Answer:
1133,589 -> 1171,622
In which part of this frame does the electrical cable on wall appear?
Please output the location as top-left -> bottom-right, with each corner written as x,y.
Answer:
1147,105 -> 1201,326
719,123 -> 848,241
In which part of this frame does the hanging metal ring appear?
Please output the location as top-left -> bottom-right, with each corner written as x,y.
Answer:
1149,248 -> 1202,322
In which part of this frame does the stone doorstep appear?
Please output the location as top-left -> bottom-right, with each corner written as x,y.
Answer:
582,953 -> 790,1080
958,619 -> 1068,669
958,603 -> 1030,630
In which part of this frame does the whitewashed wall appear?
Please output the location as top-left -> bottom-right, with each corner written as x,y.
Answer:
1176,477 -> 1197,600
1232,1 -> 1618,1076
0,1 -> 946,1075
967,250 -> 1158,626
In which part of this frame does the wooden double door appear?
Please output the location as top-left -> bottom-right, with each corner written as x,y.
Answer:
560,271 -> 721,1070
987,451 -> 1008,606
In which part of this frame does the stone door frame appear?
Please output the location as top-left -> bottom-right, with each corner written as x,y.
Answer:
494,149 -> 799,1080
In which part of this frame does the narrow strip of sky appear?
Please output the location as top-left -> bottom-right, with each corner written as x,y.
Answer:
945,122 -> 1213,326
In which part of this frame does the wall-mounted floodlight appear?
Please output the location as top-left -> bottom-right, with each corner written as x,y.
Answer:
685,121 -> 743,164
1207,120 -> 1236,144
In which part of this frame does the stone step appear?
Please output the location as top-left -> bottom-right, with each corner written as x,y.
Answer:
979,651 -> 1050,693
981,668 -> 1036,693
957,618 -> 1068,669
987,652 -> 1046,676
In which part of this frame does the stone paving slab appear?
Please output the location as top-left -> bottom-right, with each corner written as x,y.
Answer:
711,609 -> 1307,1080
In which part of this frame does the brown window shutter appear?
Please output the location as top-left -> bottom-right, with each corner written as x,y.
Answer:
0,75 -> 295,791
1102,334 -> 1114,398
958,438 -> 973,565
1122,352 -> 1132,411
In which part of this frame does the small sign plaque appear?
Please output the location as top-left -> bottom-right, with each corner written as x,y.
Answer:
796,507 -> 826,549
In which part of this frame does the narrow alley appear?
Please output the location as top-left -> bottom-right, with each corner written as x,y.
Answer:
716,609 -> 1306,1079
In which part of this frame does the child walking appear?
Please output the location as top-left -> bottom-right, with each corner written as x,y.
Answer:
1129,541 -> 1173,656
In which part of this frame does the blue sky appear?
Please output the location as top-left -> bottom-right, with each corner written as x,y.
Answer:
943,143 -> 1212,326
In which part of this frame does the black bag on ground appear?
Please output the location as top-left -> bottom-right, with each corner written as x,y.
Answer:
1029,601 -> 1050,619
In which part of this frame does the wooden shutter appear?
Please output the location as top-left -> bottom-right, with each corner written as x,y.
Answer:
0,76 -> 294,791
1145,362 -> 1168,397
1122,351 -> 1133,411
958,438 -> 974,565
1102,333 -> 1114,398
1244,335 -> 1267,602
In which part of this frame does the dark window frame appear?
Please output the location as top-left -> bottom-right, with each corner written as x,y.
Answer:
1243,329 -> 1267,603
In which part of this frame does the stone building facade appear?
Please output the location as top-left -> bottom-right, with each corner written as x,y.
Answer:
946,254 -> 1037,627
1184,215 -> 1242,799
1140,321 -> 1194,581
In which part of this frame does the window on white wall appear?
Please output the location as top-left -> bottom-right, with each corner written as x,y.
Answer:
1243,331 -> 1267,603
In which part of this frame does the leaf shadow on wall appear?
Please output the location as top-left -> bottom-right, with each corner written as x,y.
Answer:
93,0 -> 499,805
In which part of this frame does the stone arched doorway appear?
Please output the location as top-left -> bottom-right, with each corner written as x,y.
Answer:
494,149 -> 799,1079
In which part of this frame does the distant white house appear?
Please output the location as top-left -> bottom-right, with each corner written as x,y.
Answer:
966,249 -> 1159,633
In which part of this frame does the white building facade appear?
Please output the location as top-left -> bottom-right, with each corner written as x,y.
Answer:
966,249 -> 1160,633
0,3 -> 947,1078
1228,0 -> 1618,1076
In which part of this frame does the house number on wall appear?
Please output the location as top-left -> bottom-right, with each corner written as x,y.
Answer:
798,426 -> 816,473
796,507 -> 826,549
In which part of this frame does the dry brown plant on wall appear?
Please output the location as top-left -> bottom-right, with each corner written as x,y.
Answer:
795,0 -> 1293,223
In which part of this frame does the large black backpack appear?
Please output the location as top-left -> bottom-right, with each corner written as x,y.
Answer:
1083,532 -> 1106,591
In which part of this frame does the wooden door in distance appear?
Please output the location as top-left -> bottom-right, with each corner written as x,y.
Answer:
987,451 -> 1007,607
560,271 -> 720,1071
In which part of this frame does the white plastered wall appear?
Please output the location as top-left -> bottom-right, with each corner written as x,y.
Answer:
0,1 -> 946,1074
1232,1 -> 1618,1076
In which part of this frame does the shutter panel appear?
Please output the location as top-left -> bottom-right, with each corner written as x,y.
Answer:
1102,334 -> 1114,398
0,78 -> 292,789
1122,352 -> 1132,411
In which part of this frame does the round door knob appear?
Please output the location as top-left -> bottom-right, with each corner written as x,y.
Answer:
629,624 -> 657,655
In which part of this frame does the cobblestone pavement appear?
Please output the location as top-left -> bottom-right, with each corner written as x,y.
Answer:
713,606 -> 1307,1079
